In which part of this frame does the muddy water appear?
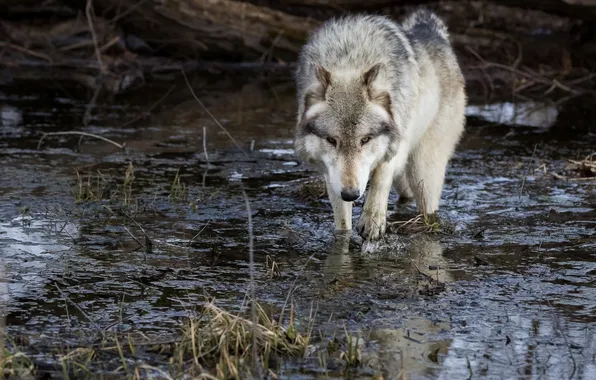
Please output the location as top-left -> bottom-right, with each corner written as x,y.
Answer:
0,72 -> 595,379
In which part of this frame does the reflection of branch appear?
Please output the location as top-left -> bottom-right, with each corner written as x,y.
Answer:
123,226 -> 146,250
119,85 -> 176,128
547,300 -> 577,379
180,67 -> 247,156
120,209 -> 153,249
55,284 -> 105,339
409,258 -> 440,284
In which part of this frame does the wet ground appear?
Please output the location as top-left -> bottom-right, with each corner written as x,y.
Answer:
0,70 -> 595,379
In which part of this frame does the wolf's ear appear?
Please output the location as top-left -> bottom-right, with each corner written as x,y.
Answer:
315,65 -> 331,90
362,63 -> 383,89
304,65 -> 330,111
363,63 -> 391,116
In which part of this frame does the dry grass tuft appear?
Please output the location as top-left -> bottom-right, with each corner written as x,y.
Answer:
175,301 -> 310,379
389,214 -> 441,235
0,349 -> 35,379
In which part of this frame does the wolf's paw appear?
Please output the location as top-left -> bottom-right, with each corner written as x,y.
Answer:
357,210 -> 387,241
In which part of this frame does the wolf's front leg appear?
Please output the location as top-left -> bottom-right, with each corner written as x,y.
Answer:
325,179 -> 353,232
357,147 -> 408,243
356,162 -> 394,242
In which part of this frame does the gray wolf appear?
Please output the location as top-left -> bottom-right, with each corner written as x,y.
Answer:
293,9 -> 466,247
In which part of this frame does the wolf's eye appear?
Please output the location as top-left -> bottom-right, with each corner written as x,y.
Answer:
326,137 -> 337,146
361,136 -> 372,145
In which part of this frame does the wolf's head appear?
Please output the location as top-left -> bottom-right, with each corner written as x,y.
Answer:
295,64 -> 399,202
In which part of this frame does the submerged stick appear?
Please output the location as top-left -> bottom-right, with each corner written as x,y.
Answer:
37,131 -> 126,150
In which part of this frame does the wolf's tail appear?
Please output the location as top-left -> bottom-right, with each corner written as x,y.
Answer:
401,9 -> 449,41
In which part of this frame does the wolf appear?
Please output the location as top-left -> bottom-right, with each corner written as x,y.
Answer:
293,9 -> 466,246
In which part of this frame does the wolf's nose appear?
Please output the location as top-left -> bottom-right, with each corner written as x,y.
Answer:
340,189 -> 360,202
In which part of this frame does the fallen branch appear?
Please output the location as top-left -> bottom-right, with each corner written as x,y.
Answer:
37,131 -> 126,150
468,47 -> 576,93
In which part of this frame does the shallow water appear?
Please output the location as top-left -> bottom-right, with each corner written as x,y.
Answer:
0,72 -> 595,379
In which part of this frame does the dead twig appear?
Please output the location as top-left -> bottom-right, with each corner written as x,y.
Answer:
552,175 -> 596,181
568,158 -> 596,170
86,0 -> 107,74
0,41 -> 53,62
37,131 -> 126,150
466,46 -> 588,96
519,143 -> 538,200
552,152 -> 596,180
99,36 -> 121,53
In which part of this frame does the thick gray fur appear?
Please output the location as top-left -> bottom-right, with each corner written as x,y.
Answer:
294,9 -> 466,248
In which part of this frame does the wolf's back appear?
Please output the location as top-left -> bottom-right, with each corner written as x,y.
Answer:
401,9 -> 450,42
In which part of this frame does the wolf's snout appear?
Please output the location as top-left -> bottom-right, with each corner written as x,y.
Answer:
340,189 -> 360,202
